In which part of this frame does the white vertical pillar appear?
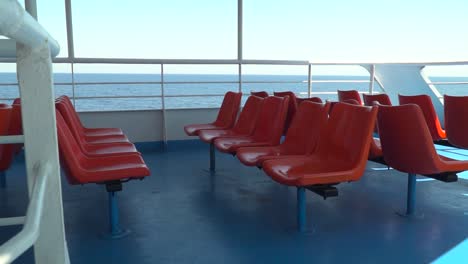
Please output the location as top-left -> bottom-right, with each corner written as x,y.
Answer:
368,64 -> 375,94
307,64 -> 312,98
16,41 -> 69,263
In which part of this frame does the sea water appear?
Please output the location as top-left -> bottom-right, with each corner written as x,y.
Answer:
0,73 -> 467,111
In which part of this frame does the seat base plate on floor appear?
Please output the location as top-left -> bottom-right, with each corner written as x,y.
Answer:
101,229 -> 131,240
396,211 -> 424,219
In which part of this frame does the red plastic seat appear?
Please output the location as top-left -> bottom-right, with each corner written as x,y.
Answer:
363,93 -> 392,106
250,91 -> 269,98
198,96 -> 263,144
262,103 -> 377,231
56,101 -> 130,144
377,104 -> 468,216
236,101 -> 329,167
56,109 -> 150,238
296,97 -> 322,104
214,96 -> 289,154
0,104 -> 23,172
398,94 -> 446,141
56,95 -> 124,136
338,90 -> 363,105
444,95 -> 468,148
274,91 -> 298,134
329,98 -> 383,161
0,107 -> 12,171
56,111 -> 139,157
184,91 -> 242,136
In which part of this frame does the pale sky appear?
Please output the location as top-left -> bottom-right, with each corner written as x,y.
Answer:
3,0 -> 468,75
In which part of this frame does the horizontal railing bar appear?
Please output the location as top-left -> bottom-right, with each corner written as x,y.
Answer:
0,162 -> 50,263
3,80 -> 468,87
0,135 -> 25,144
0,217 -> 25,227
427,82 -> 468,85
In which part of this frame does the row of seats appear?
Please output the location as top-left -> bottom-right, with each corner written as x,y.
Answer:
185,91 -> 468,232
337,89 -> 468,149
0,99 -> 23,187
55,95 -> 150,238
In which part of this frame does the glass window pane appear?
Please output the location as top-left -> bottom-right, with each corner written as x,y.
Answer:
72,0 -> 237,59
38,0 -> 68,57
244,0 -> 468,62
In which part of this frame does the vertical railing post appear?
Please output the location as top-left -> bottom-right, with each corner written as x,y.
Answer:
16,40 -> 69,263
369,64 -> 375,94
238,63 -> 242,93
71,62 -> 76,106
161,64 -> 168,149
307,64 -> 312,98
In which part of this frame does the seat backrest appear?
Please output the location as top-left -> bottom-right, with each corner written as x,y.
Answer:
398,94 -> 445,141
280,101 -> 329,155
232,96 -> 264,135
250,91 -> 269,98
55,110 -> 87,184
56,101 -> 88,145
444,95 -> 468,148
0,107 -> 12,171
377,104 -> 442,174
297,97 -> 322,104
213,91 -> 242,128
315,103 -> 377,180
363,93 -> 392,106
338,90 -> 363,105
274,91 -> 299,134
251,96 -> 289,144
342,99 -> 360,105
56,95 -> 86,134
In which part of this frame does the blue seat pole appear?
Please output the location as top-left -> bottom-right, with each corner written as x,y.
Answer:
210,143 -> 216,172
297,187 -> 306,232
0,171 -> 6,188
406,173 -> 417,215
109,191 -> 121,235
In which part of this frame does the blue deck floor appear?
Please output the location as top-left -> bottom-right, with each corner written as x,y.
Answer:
1,141 -> 467,263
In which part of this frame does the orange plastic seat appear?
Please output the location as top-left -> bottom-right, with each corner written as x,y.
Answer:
444,95 -> 468,148
297,97 -> 322,104
56,101 -> 130,144
250,91 -> 269,98
398,94 -> 446,141
236,101 -> 329,167
329,99 -> 383,162
363,93 -> 392,106
184,91 -> 242,136
0,104 -> 23,174
56,111 -> 139,157
262,103 -> 377,231
198,96 -> 263,171
0,106 -> 12,187
214,96 -> 289,154
274,91 -> 298,134
56,109 -> 150,238
338,90 -> 363,105
198,96 -> 263,144
377,104 -> 468,216
56,95 -> 124,136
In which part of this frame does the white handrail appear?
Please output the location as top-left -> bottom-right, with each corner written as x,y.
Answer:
0,0 -> 59,57
0,162 -> 51,264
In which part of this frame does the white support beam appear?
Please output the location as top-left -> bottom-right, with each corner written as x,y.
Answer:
16,40 -> 69,264
0,0 -> 59,58
373,64 -> 445,124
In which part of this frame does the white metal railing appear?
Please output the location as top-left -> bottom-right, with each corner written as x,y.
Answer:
0,163 -> 51,263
